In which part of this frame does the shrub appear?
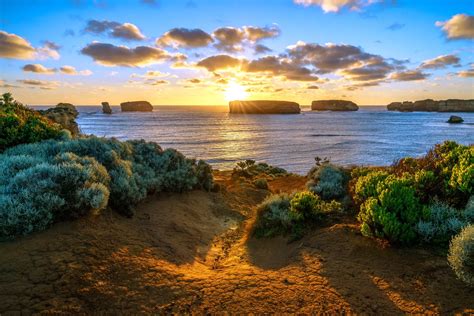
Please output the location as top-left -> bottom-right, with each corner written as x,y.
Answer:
0,136 -> 213,239
0,92 -> 62,151
415,201 -> 470,244
253,194 -> 294,238
253,178 -> 268,190
233,160 -> 287,178
448,224 -> 474,286
356,173 -> 422,244
307,163 -> 348,200
290,191 -> 321,220
253,191 -> 342,239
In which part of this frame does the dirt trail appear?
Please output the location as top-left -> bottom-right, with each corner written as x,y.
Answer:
0,172 -> 472,314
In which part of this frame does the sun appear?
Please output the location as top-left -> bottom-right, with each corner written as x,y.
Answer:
224,81 -> 248,102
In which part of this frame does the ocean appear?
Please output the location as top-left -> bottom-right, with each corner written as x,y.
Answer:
69,105 -> 473,174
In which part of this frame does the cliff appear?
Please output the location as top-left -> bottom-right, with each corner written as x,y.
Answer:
387,99 -> 474,112
229,100 -> 301,114
120,101 -> 153,112
311,100 -> 359,111
38,103 -> 79,135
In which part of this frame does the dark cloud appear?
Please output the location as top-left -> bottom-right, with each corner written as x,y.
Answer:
157,28 -> 213,48
340,56 -> 395,81
307,85 -> 319,89
60,65 -> 92,76
213,27 -> 245,52
386,23 -> 405,31
22,63 -> 56,74
436,14 -> 474,40
254,44 -> 272,54
243,55 -> 320,81
84,19 -> 145,40
196,54 -> 242,71
81,42 -> 170,67
458,64 -> 474,78
420,54 -> 460,69
17,79 -> 59,89
187,78 -> 201,84
243,25 -> 281,42
0,31 -> 36,59
390,70 -> 428,81
43,40 -> 61,51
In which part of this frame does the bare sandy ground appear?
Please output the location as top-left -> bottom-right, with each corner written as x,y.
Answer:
0,171 -> 472,314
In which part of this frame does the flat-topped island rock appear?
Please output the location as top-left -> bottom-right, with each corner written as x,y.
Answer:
387,99 -> 474,112
229,100 -> 301,114
311,100 -> 359,111
120,101 -> 153,112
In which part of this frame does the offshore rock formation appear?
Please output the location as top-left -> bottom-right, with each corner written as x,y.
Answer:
387,99 -> 474,112
38,103 -> 79,135
311,100 -> 359,111
102,102 -> 112,114
229,100 -> 301,114
447,115 -> 464,124
120,101 -> 153,112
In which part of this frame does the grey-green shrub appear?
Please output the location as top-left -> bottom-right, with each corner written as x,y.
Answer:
0,135 -> 213,239
448,224 -> 474,286
416,201 -> 470,244
253,194 -> 294,238
253,178 -> 268,190
307,163 -> 348,200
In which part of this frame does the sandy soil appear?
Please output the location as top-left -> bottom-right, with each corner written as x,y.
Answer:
0,171 -> 472,314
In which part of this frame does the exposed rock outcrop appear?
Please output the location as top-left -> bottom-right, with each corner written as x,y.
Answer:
102,102 -> 112,114
387,99 -> 474,112
38,103 -> 79,135
311,100 -> 359,111
229,100 -> 301,114
447,115 -> 464,124
120,101 -> 153,112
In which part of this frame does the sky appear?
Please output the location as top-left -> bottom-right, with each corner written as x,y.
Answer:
0,0 -> 473,105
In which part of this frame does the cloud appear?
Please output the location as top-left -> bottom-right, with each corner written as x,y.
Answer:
339,56 -> 395,81
243,55 -> 320,81
436,14 -> 474,40
60,65 -> 93,75
386,23 -> 405,31
458,69 -> 474,78
196,54 -> 242,71
147,79 -> 169,85
212,25 -> 280,52
243,25 -> 281,42
17,79 -> 59,89
157,28 -> 213,48
293,0 -> 384,13
419,54 -> 460,69
213,27 -> 245,52
131,70 -> 169,78
390,70 -> 428,81
36,41 -> 60,60
81,42 -> 171,67
22,63 -> 56,74
187,78 -> 201,84
84,20 -> 145,40
254,44 -> 272,54
307,85 -> 319,89
0,31 -> 36,59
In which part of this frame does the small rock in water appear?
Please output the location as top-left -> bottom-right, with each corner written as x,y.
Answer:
102,101 -> 112,114
447,115 -> 463,124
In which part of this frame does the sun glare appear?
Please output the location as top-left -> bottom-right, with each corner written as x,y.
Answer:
224,81 -> 248,102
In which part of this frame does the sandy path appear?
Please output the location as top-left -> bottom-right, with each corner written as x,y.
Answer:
0,172 -> 472,314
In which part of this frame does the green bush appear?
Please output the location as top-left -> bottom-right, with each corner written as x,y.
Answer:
415,201 -> 470,244
307,163 -> 348,200
356,173 -> 422,244
0,136 -> 213,239
0,93 -> 63,151
448,224 -> 474,286
253,178 -> 268,190
253,191 -> 342,239
233,160 -> 287,178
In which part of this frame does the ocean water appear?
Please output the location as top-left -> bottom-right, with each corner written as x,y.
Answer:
71,106 -> 473,174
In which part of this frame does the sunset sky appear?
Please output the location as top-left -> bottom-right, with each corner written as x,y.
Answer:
0,0 -> 473,105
